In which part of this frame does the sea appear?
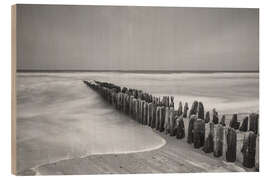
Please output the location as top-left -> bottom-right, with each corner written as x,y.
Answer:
16,72 -> 259,173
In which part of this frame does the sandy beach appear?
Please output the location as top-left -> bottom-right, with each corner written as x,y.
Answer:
16,72 -> 259,175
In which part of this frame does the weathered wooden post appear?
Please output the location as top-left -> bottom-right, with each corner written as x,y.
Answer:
155,107 -> 160,130
119,93 -> 122,111
175,115 -> 185,139
189,101 -> 198,117
220,115 -> 226,126
141,100 -> 144,124
141,100 -> 145,124
170,96 -> 174,108
133,98 -> 137,120
255,134 -> 259,171
213,124 -> 224,157
197,102 -> 204,120
151,105 -> 156,129
226,128 -> 237,162
183,102 -> 189,118
212,108 -> 219,124
143,101 -> 148,125
241,131 -> 257,168
138,99 -> 141,123
169,110 -> 176,136
123,94 -> 127,113
135,99 -> 139,121
178,101 -> 183,116
159,106 -> 165,132
149,103 -> 154,127
229,114 -> 240,130
187,115 -> 197,144
121,93 -> 124,112
147,103 -> 151,126
127,95 -> 131,114
134,98 -> 139,122
130,97 -> 134,118
240,116 -> 249,132
203,122 -> 214,153
193,118 -> 205,148
164,107 -> 170,134
205,111 -> 210,123
129,96 -> 134,116
249,113 -> 259,134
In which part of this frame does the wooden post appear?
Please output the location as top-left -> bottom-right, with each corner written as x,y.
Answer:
159,106 -> 165,132
205,111 -> 210,123
120,93 -> 124,111
212,108 -> 219,124
226,128 -> 237,162
126,95 -> 130,114
193,118 -> 205,148
135,99 -> 139,122
178,101 -> 183,116
148,103 -> 153,127
183,102 -> 189,118
120,93 -> 124,112
164,107 -> 170,134
133,98 -> 137,120
189,101 -> 198,117
187,115 -> 197,144
140,100 -> 144,124
220,115 -> 226,126
170,96 -> 174,108
241,131 -> 257,168
123,94 -> 127,113
239,116 -> 248,132
129,96 -> 134,116
255,134 -> 259,171
142,100 -> 145,124
137,99 -> 141,122
249,113 -> 259,134
147,103 -> 150,126
198,102 -> 204,120
151,105 -> 156,129
155,106 -> 160,130
143,101 -> 147,125
169,110 -> 176,136
175,115 -> 185,139
203,122 -> 214,153
213,124 -> 224,157
229,114 -> 240,130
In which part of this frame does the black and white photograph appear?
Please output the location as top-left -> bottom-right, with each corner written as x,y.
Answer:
11,4 -> 259,175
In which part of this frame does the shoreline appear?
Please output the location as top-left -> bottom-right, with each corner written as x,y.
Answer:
22,125 -> 255,175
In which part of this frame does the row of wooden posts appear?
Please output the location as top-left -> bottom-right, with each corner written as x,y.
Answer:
83,80 -> 259,169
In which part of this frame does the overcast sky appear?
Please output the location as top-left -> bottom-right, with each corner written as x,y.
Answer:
17,5 -> 259,71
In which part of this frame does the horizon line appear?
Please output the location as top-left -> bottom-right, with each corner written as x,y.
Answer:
16,69 -> 259,73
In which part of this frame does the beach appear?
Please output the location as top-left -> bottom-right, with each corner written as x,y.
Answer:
16,72 -> 259,175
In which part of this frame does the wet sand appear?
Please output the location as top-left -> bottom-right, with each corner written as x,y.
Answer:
32,122 -> 254,175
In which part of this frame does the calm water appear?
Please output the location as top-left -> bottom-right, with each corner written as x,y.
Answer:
16,72 -> 259,172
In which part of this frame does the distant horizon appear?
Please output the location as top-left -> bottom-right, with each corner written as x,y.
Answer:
17,69 -> 259,73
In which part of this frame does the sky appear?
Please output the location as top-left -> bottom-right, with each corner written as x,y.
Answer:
16,5 -> 259,71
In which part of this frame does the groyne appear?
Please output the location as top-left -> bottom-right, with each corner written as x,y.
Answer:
83,80 -> 259,170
